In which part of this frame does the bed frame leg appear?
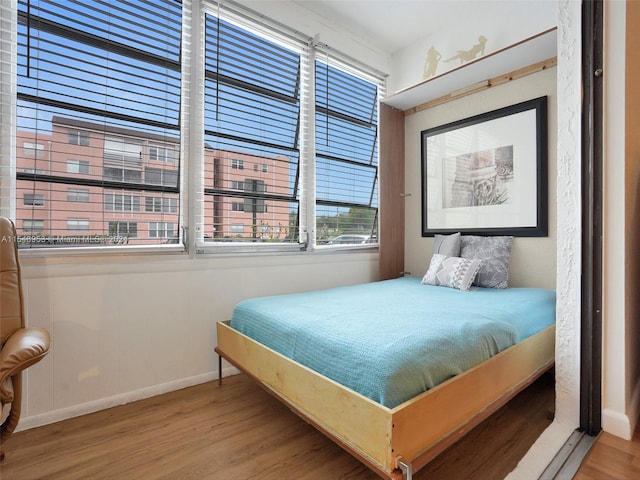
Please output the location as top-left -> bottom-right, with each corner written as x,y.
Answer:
218,353 -> 222,386
396,458 -> 413,480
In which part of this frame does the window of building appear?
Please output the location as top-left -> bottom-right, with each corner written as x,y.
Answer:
68,129 -> 90,146
23,193 -> 44,206
11,0 -> 182,248
149,222 -> 175,239
231,159 -> 244,170
67,189 -> 90,203
23,219 -> 44,233
109,221 -> 137,238
67,160 -> 90,175
145,196 -> 178,214
103,167 -> 143,184
149,146 -> 175,163
105,193 -> 140,212
104,137 -> 143,166
67,219 -> 90,231
23,142 -> 44,156
145,168 -> 178,188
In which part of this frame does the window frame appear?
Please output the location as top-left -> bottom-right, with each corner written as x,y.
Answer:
2,0 -> 385,257
6,0 -> 184,255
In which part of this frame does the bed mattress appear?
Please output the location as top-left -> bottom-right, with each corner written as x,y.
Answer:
229,277 -> 556,408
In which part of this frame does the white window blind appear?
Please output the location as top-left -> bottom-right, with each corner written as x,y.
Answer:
1,0 -> 387,254
314,53 -> 383,246
14,0 -> 182,248
199,4 -> 309,247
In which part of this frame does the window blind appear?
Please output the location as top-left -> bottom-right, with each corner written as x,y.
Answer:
314,52 -> 383,246
14,0 -> 182,248
201,5 -> 307,245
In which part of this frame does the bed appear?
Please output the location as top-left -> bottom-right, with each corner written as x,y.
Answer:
215,276 -> 556,479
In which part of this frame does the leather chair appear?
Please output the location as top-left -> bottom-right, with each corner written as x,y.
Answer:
0,217 -> 50,460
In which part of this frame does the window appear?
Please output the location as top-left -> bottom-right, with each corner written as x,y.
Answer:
12,0 -> 182,248
109,221 -> 137,238
68,189 -> 90,203
202,9 -> 304,245
145,196 -> 178,214
315,58 -> 380,245
23,142 -> 44,156
67,160 -> 90,175
104,167 -> 143,184
149,222 -> 175,239
23,193 -> 44,206
67,219 -> 90,231
68,129 -> 90,146
149,146 -> 175,163
231,159 -> 244,170
3,1 -> 384,252
104,137 -> 143,166
23,219 -> 44,233
145,168 -> 178,188
105,194 -> 140,212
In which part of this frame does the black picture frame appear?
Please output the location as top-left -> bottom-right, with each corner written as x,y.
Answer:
421,96 -> 548,237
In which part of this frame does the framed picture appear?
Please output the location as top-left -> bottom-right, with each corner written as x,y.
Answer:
421,96 -> 548,237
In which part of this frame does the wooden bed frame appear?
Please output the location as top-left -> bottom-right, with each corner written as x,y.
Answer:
215,320 -> 555,480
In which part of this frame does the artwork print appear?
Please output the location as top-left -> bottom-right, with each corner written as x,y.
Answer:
442,145 -> 514,208
421,96 -> 548,237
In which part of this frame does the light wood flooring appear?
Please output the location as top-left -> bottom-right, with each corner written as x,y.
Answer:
574,422 -> 640,480
1,371 -> 555,480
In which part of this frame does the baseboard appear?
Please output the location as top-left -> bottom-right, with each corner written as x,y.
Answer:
600,376 -> 640,440
17,365 -> 241,432
602,407 -> 632,440
628,377 -> 640,436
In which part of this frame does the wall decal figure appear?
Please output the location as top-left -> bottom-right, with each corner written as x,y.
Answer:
444,35 -> 488,65
422,45 -> 442,79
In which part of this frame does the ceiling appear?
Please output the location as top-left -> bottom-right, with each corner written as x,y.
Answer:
291,0 -> 558,55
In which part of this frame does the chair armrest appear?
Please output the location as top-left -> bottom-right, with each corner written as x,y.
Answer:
0,327 -> 50,399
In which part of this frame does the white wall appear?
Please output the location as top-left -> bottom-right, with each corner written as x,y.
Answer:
20,252 -> 378,429
602,0 -> 637,440
403,68 -> 558,290
236,0 -> 391,74
388,2 -> 557,93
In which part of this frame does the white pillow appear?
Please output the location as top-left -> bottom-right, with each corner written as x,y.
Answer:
421,254 -> 482,291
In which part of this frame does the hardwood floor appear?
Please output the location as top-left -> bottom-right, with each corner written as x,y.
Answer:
1,371 -> 554,480
574,423 -> 640,480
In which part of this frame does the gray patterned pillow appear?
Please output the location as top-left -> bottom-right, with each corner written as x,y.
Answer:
460,235 -> 513,288
432,232 -> 461,257
421,254 -> 482,291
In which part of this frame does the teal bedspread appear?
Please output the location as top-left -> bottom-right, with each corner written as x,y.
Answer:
229,277 -> 556,409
